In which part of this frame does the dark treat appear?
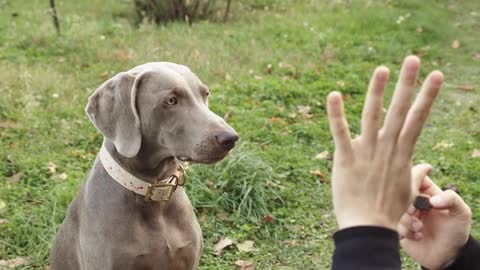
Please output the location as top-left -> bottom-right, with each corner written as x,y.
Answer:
414,195 -> 431,211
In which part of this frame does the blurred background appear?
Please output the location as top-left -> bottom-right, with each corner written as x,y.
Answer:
0,0 -> 479,269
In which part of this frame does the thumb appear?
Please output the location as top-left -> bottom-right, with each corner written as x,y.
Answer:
430,190 -> 472,218
411,163 -> 432,196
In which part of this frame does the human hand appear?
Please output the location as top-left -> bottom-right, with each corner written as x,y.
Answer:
327,55 -> 444,230
397,175 -> 472,269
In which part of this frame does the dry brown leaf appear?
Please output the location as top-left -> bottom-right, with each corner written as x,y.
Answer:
236,241 -> 255,252
0,219 -> 8,225
451,40 -> 460,49
309,170 -> 328,183
47,162 -> 57,174
235,260 -> 256,270
0,119 -> 17,129
472,149 -> 480,158
456,85 -> 475,91
433,140 -> 454,150
270,117 -> 285,124
214,237 -> 233,256
0,257 -> 30,268
263,214 -> 274,223
7,172 -> 23,183
315,151 -> 329,160
266,64 -> 273,74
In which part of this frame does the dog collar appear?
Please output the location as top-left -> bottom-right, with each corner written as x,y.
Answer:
99,144 -> 187,202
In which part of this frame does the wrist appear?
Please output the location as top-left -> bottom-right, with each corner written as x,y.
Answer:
336,215 -> 397,231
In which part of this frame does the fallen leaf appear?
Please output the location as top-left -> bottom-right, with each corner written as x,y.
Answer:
236,240 -> 255,252
456,85 -> 475,91
269,117 -> 285,124
266,64 -> 273,74
235,260 -> 255,270
263,214 -> 274,223
315,151 -> 329,160
254,75 -> 263,80
309,170 -> 328,183
0,257 -> 30,268
225,73 -> 232,80
416,26 -> 423,33
214,237 -> 233,256
0,119 -> 17,129
472,149 -> 480,158
451,40 -> 460,49
47,162 -> 57,174
433,140 -> 454,150
0,219 -> 8,225
7,172 -> 23,183
336,80 -> 345,88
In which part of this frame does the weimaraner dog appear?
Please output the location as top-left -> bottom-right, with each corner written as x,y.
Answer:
50,62 -> 239,270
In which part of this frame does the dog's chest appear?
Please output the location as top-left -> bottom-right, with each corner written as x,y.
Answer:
111,223 -> 202,270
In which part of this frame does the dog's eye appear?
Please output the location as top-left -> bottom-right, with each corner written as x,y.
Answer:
206,92 -> 210,96
166,97 -> 177,105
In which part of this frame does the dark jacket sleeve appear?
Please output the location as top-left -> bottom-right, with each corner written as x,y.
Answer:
443,235 -> 480,270
332,226 -> 401,270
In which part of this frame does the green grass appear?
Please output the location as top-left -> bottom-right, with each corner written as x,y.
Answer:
0,0 -> 479,269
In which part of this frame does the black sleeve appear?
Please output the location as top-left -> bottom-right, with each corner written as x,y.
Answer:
443,235 -> 480,270
332,226 -> 401,270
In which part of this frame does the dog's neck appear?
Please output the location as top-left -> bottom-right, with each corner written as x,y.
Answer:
104,139 -> 178,184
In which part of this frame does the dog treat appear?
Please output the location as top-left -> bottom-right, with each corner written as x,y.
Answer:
414,195 -> 431,211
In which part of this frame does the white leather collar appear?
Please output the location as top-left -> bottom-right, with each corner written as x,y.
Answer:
99,143 -> 186,202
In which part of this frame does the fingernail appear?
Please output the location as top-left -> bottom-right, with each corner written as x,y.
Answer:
412,220 -> 423,231
430,195 -> 442,205
407,205 -> 416,215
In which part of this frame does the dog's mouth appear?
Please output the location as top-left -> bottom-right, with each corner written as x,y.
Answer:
176,150 -> 232,164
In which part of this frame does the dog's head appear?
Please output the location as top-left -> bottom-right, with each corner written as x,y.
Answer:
86,62 -> 238,164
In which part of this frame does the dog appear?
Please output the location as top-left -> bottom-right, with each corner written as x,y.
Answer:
49,62 -> 239,270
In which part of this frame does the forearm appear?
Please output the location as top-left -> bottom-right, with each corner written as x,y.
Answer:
332,226 -> 401,270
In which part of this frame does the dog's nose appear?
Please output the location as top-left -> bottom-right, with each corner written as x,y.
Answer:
215,131 -> 239,150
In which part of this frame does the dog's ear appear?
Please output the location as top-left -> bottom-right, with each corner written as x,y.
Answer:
85,71 -> 147,158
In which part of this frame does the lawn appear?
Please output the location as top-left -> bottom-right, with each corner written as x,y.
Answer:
0,0 -> 479,269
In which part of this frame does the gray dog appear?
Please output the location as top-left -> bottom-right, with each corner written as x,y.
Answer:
50,62 -> 239,270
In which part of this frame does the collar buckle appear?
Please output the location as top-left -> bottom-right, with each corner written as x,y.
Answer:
145,181 -> 177,202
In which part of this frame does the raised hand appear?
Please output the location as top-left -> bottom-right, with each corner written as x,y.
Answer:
327,55 -> 444,230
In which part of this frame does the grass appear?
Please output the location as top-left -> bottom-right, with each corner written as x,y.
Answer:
0,0 -> 479,269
